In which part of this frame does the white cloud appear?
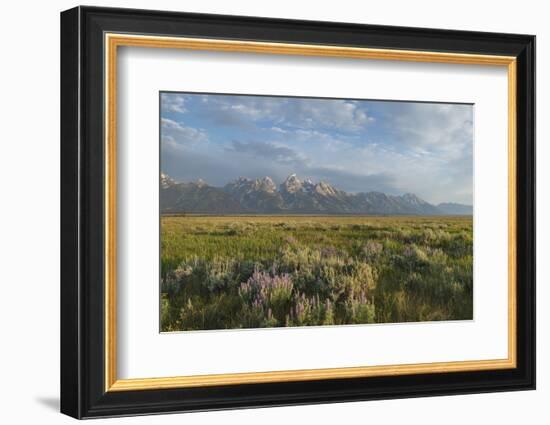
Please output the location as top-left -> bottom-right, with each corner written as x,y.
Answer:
192,96 -> 373,134
392,103 -> 473,157
161,118 -> 208,145
161,94 -> 187,113
226,140 -> 307,165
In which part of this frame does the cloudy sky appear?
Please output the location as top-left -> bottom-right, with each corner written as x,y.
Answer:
160,92 -> 473,205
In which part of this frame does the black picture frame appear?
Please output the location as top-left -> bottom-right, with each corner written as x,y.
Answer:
61,5 -> 535,419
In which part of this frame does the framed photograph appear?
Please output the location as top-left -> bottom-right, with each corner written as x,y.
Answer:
60,6 -> 535,419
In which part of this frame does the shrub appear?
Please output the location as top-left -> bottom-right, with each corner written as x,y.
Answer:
160,216 -> 473,330
363,241 -> 383,258
239,269 -> 294,324
344,292 -> 376,324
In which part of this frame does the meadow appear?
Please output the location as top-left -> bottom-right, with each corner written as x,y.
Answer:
160,215 -> 473,331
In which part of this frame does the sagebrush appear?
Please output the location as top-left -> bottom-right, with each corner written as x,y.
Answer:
160,215 -> 473,331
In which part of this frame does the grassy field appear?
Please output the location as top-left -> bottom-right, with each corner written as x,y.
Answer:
161,215 -> 473,331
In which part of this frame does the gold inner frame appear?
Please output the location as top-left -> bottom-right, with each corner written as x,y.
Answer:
104,33 -> 517,392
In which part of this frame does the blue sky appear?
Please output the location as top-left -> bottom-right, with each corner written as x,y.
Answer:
160,92 -> 473,205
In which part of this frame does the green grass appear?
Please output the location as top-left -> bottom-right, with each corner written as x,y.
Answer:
161,215 -> 473,331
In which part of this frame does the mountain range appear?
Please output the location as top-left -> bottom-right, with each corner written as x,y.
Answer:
160,173 -> 472,215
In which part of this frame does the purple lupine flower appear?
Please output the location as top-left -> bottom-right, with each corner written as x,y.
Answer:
239,267 -> 293,309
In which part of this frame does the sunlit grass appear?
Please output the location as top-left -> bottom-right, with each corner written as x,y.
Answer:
161,215 -> 473,331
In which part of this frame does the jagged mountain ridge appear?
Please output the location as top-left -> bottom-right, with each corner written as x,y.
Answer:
161,173 -> 472,215
160,173 -> 247,214
436,202 -> 473,215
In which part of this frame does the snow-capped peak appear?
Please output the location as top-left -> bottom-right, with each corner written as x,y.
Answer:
315,181 -> 337,196
401,193 -> 425,205
194,178 -> 208,187
160,173 -> 176,188
281,173 -> 303,193
255,176 -> 277,192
